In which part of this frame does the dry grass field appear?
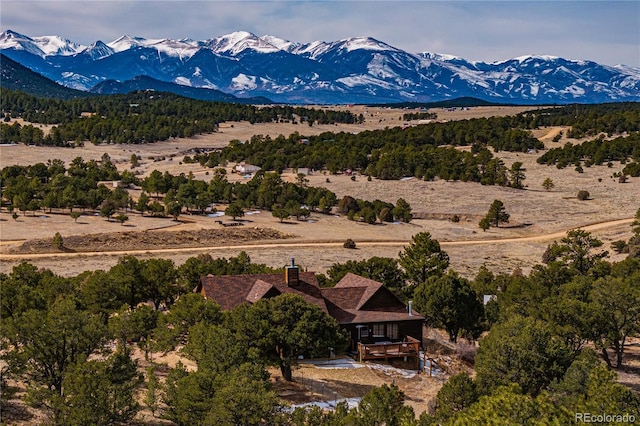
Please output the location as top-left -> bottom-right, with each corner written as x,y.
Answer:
1,105 -> 637,278
1,105 -> 638,423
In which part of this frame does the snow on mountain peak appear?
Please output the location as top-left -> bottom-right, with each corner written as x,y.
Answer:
260,35 -> 298,52
0,29 -> 30,45
105,35 -> 198,59
108,35 -> 148,52
340,36 -> 397,52
0,30 -> 37,52
492,54 -> 561,66
0,29 -> 82,57
32,35 -> 83,56
147,38 -> 199,58
294,40 -> 332,58
3,29 -> 639,104
513,54 -> 560,63
207,31 -> 280,55
80,40 -> 114,60
420,52 -> 462,62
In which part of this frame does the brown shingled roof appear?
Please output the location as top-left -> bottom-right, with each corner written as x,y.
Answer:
246,279 -> 280,304
196,270 -> 422,326
333,273 -> 384,310
197,272 -> 328,314
321,272 -> 424,324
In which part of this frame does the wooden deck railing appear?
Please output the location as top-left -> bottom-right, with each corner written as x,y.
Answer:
357,336 -> 421,364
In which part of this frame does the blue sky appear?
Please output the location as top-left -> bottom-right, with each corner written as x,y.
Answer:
2,1 -> 639,66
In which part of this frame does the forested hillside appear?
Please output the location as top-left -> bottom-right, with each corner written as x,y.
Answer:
213,103 -> 640,181
0,54 -> 90,100
0,90 -> 358,145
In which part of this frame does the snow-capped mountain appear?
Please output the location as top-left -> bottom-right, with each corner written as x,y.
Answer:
1,29 -> 638,104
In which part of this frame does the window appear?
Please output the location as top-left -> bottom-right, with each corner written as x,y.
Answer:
357,325 -> 369,339
387,323 -> 399,340
372,323 -> 385,337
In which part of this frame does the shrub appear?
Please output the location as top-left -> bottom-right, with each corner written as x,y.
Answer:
456,342 -> 478,365
343,239 -> 357,249
577,190 -> 590,201
610,240 -> 629,254
542,177 -> 555,191
52,232 -> 64,249
379,207 -> 394,223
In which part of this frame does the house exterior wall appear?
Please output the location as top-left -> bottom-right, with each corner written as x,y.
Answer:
342,320 -> 423,351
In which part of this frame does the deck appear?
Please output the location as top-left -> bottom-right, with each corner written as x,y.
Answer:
357,336 -> 421,369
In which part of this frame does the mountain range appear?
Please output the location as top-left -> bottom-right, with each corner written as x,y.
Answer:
1,29 -> 639,104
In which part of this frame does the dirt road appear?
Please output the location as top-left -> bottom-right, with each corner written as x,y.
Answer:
1,217 -> 631,261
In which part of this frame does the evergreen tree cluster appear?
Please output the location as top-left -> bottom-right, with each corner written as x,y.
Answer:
216,129 -> 536,183
0,253 -> 341,425
1,160 -> 415,225
1,157 -> 126,215
537,132 -> 640,171
523,102 -> 640,138
141,169 -> 341,215
2,224 -> 640,424
402,111 -> 437,121
0,90 -> 357,145
336,195 -> 412,224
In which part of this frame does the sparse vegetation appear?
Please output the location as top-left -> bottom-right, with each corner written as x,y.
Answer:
480,200 -> 510,229
542,177 -> 555,191
2,101 -> 640,425
52,231 -> 64,249
577,190 -> 590,200
224,203 -> 244,220
343,238 -> 357,249
115,213 -> 129,226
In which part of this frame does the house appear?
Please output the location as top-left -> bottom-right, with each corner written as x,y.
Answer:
235,163 -> 261,175
96,180 -> 126,189
195,260 -> 424,365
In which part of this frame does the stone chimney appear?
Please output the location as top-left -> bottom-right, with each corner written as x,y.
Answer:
285,258 -> 299,287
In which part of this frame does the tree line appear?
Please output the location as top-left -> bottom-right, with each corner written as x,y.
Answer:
521,102 -> 640,138
202,133 -> 530,185
2,90 -> 638,155
537,131 -> 640,175
185,103 -> 640,182
1,158 -> 414,226
0,90 -> 357,145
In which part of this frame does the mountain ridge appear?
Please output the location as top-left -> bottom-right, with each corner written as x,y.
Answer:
1,29 -> 638,104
